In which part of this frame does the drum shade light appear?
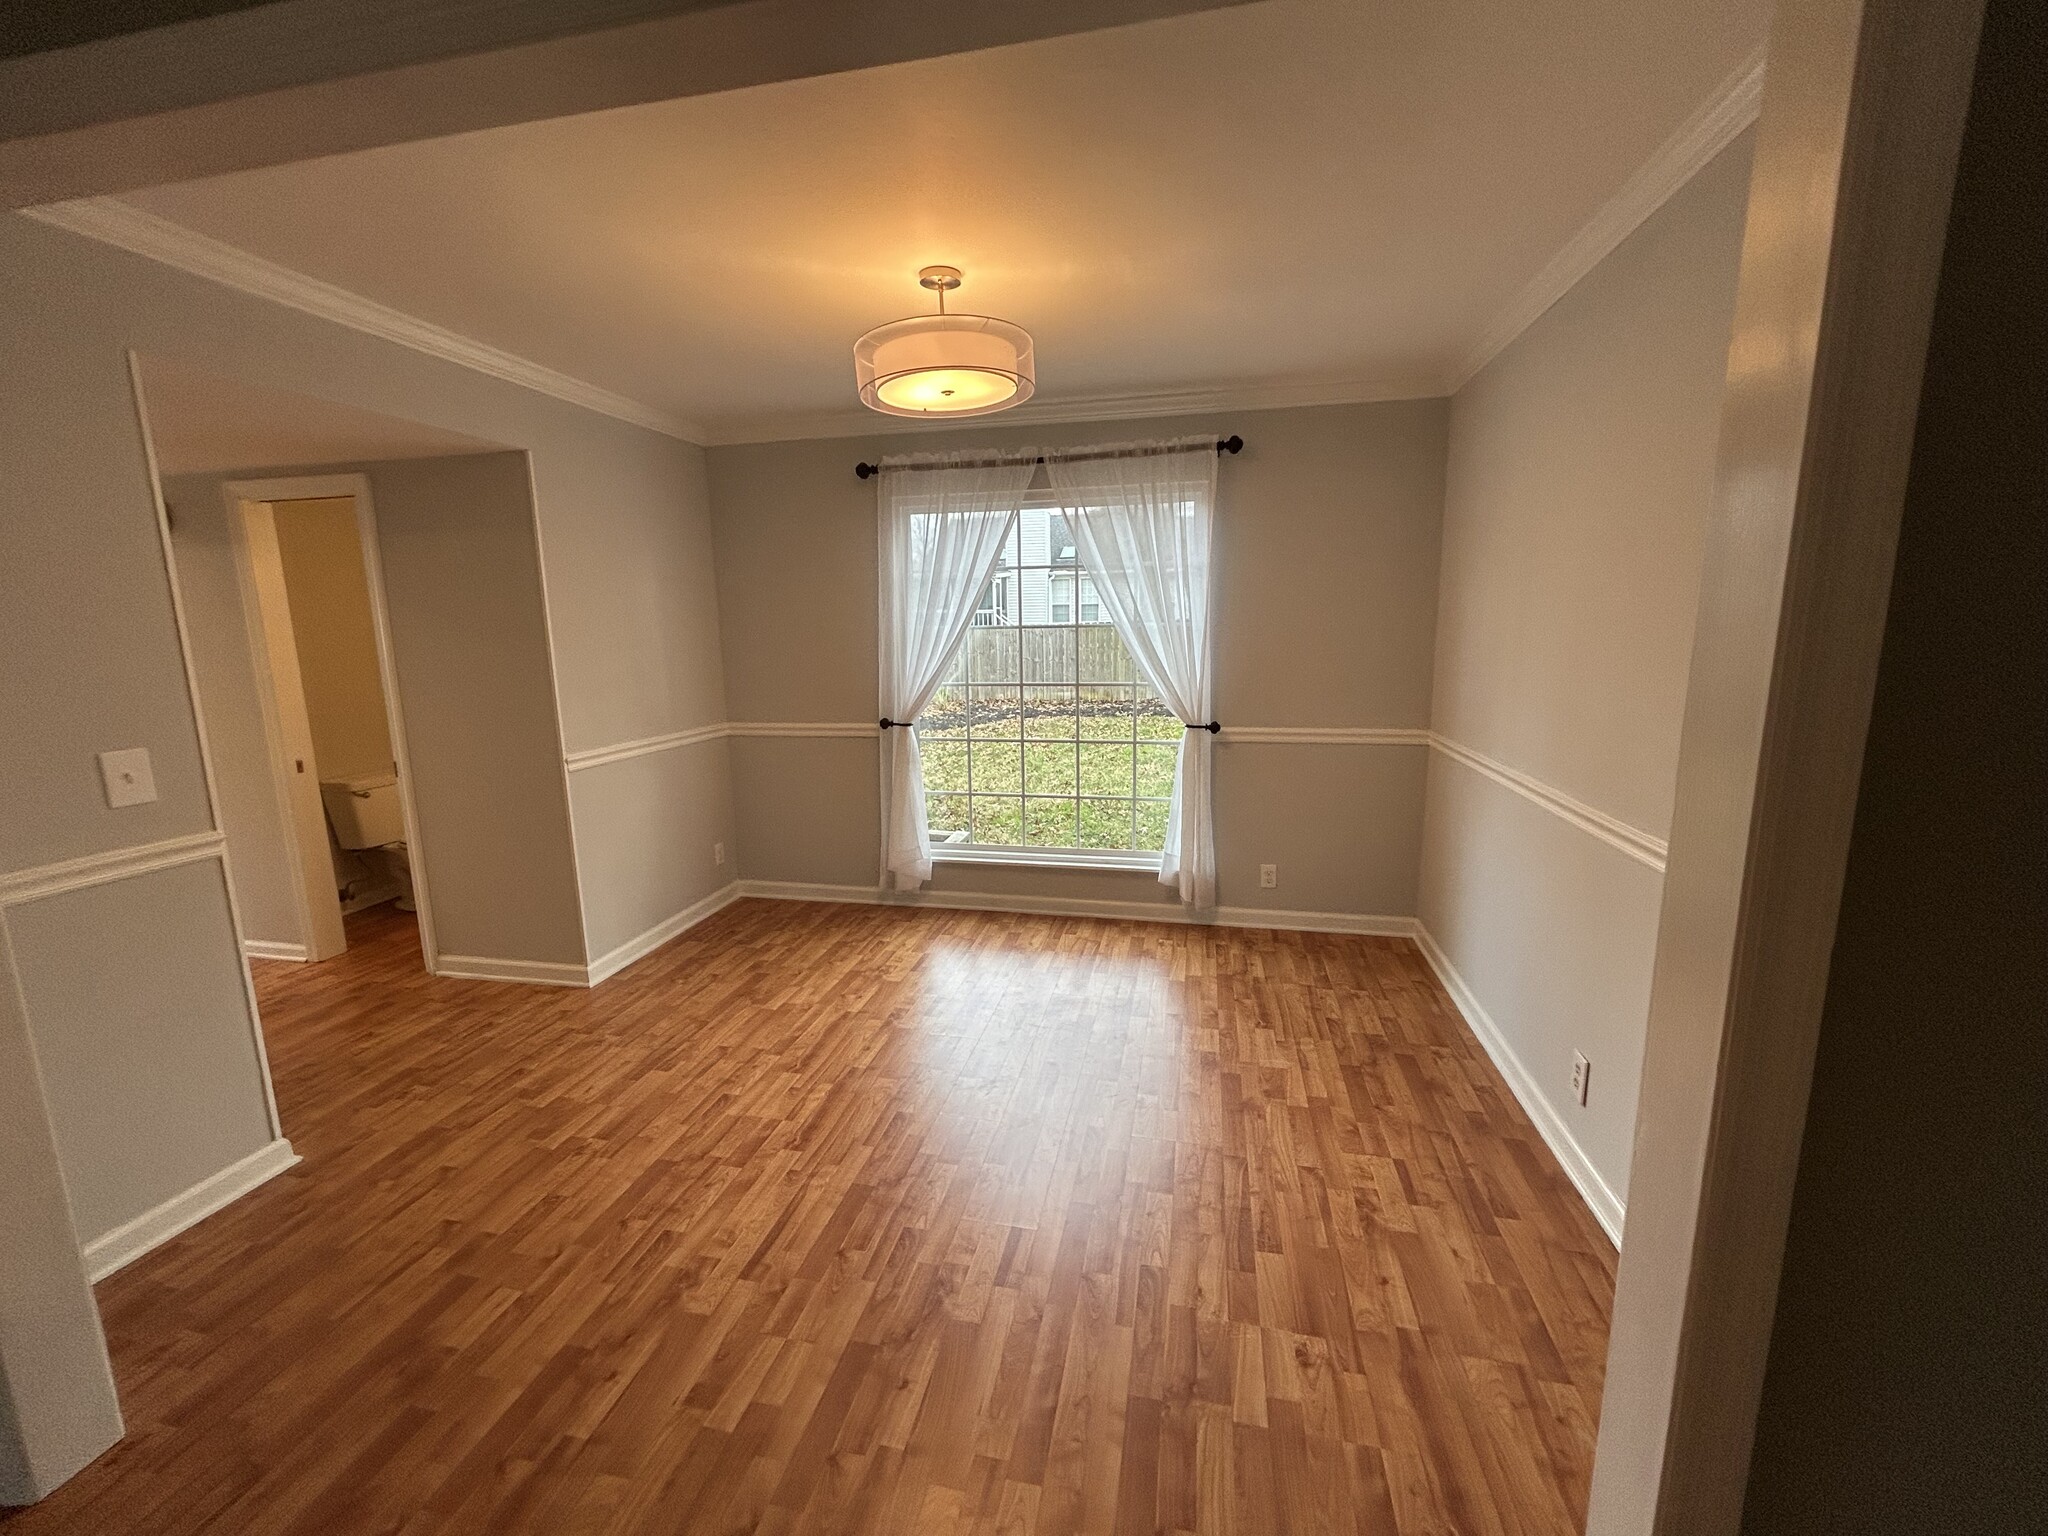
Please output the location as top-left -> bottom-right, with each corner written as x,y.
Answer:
854,267 -> 1035,418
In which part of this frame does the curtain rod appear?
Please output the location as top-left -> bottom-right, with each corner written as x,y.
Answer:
855,434 -> 1242,480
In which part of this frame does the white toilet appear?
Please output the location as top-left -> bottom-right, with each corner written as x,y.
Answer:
319,770 -> 415,912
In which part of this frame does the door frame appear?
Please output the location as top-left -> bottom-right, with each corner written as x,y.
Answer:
221,474 -> 440,969
1584,0 -> 1988,1530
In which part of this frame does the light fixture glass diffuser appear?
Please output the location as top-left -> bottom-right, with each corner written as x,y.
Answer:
854,269 -> 1035,418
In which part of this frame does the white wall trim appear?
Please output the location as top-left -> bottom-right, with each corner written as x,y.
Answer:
726,720 -> 879,739
82,1136 -> 299,1282
1430,735 -> 1670,870
434,953 -> 590,987
1412,925 -> 1625,1245
1214,905 -> 1417,937
705,371 -> 1451,446
562,722 -> 728,772
1449,45 -> 1767,391
1222,725 -> 1430,746
0,831 -> 227,907
242,939 -> 308,962
27,198 -> 706,443
586,881 -> 743,985
735,879 -> 1415,936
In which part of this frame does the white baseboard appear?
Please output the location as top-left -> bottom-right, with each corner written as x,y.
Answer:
587,881 -> 743,985
1412,925 -> 1625,1245
82,1137 -> 299,1282
242,939 -> 308,962
434,953 -> 589,987
738,879 -> 885,906
733,880 -> 1415,937
1214,905 -> 1416,937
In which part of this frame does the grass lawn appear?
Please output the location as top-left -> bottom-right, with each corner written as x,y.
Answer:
917,698 -> 1180,850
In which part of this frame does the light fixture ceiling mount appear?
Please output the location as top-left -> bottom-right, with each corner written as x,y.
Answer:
854,266 -> 1035,418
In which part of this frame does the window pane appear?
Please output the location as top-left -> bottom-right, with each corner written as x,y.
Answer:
968,687 -> 1021,737
915,511 -> 1171,859
921,739 -> 969,792
1079,685 -> 1134,738
1079,742 -> 1135,797
1024,742 -> 1078,796
1023,798 -> 1077,848
1078,797 -> 1137,849
1135,692 -> 1181,739
922,683 -> 968,733
967,628 -> 1018,683
1022,685 -> 1077,738
970,740 -> 1023,792
972,796 -> 1023,845
1021,626 -> 1076,684
1078,624 -> 1134,684
1136,743 -> 1178,799
1135,797 -> 1170,852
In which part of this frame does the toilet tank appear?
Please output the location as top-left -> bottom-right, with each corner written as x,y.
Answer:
319,771 -> 405,849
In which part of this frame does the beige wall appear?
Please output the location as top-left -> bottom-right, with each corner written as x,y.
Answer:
161,474 -> 303,948
0,205 -> 734,1286
164,457 -> 595,970
1419,133 -> 1754,1220
708,400 -> 1446,916
9,860 -> 275,1244
271,497 -> 393,782
365,453 -> 587,966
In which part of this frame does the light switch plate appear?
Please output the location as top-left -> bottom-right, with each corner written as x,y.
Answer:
98,747 -> 158,808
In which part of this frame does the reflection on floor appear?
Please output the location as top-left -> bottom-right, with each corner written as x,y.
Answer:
14,900 -> 1615,1534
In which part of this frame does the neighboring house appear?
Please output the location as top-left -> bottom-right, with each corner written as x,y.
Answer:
973,507 -> 1102,626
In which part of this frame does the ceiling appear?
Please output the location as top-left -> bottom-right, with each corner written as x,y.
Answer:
137,355 -> 503,476
113,0 -> 1770,444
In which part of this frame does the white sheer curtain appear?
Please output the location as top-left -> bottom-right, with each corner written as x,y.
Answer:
877,454 -> 1034,889
1047,438 -> 1218,907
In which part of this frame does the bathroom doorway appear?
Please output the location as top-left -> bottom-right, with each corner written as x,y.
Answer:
224,474 -> 434,963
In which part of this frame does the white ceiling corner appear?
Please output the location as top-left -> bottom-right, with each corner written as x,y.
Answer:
26,197 -> 709,443
31,3 -> 1772,445
1449,44 -> 1767,390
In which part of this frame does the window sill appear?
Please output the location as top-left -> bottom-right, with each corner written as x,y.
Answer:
931,844 -> 1164,874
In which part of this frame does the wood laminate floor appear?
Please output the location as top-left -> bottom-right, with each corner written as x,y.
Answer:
7,899 -> 1615,1535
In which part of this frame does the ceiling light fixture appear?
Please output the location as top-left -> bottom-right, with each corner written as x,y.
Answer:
853,266 -> 1035,418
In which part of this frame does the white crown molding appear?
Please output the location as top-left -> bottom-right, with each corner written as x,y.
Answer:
700,371 -> 1452,447
82,1136 -> 299,1281
1430,734 -> 1669,871
563,722 -> 728,772
1222,725 -> 1430,747
1413,925 -> 1623,1244
0,830 -> 225,907
22,45 -> 1761,453
1449,45 -> 1767,392
24,197 -> 707,443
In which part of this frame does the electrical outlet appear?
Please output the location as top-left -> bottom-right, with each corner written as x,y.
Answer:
1259,863 -> 1278,889
1571,1051 -> 1591,1106
98,747 -> 157,808
713,841 -> 726,866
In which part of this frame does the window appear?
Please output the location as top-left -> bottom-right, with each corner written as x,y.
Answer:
917,505 -> 1179,859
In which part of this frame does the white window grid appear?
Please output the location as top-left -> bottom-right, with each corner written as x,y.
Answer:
918,511 -> 1177,855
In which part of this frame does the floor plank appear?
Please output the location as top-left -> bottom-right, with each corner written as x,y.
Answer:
4,899 -> 1614,1534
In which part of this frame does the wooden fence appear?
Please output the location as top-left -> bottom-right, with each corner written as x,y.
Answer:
959,623 -> 1140,685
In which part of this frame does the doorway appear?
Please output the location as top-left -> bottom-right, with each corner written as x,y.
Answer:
222,474 -> 435,965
